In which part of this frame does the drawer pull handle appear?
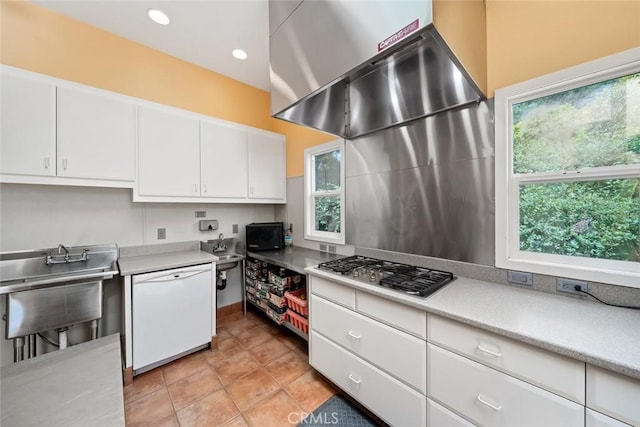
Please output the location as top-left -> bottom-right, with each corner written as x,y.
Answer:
348,331 -> 361,340
348,374 -> 361,385
477,394 -> 502,411
477,344 -> 502,357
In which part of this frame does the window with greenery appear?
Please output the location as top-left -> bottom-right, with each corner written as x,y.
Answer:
304,139 -> 345,245
495,49 -> 640,287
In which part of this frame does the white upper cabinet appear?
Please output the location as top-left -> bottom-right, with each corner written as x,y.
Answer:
57,87 -> 135,181
1,69 -> 56,176
200,120 -> 248,198
248,130 -> 286,200
138,105 -> 201,197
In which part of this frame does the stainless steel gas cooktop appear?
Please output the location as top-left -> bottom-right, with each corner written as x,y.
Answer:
316,255 -> 455,298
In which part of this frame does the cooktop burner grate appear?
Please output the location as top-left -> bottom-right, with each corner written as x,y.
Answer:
317,255 -> 455,298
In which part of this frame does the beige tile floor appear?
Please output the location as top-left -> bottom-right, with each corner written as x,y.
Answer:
123,308 -> 335,427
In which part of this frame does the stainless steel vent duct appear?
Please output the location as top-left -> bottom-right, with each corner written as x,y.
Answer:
269,0 -> 486,139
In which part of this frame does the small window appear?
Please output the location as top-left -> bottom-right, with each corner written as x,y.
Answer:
304,139 -> 345,245
495,49 -> 640,287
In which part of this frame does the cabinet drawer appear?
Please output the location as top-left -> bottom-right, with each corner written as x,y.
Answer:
586,409 -> 632,427
587,364 -> 640,426
428,343 -> 584,427
311,295 -> 426,393
310,331 -> 426,427
310,275 -> 355,309
428,314 -> 585,403
357,291 -> 426,339
428,398 -> 476,427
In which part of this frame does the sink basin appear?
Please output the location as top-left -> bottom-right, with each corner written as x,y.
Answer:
214,253 -> 244,271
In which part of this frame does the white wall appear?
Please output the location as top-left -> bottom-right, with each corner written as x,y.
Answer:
0,184 -> 275,251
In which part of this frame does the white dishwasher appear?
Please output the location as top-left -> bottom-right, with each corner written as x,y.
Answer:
132,263 -> 213,374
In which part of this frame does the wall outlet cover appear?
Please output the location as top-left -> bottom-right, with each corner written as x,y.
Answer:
557,278 -> 589,295
507,270 -> 533,286
157,228 -> 166,240
195,211 -> 206,218
232,224 -> 238,233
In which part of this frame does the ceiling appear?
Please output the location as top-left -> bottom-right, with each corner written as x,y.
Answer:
33,0 -> 271,91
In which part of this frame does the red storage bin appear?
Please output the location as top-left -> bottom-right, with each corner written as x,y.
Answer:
286,309 -> 309,335
284,288 -> 308,316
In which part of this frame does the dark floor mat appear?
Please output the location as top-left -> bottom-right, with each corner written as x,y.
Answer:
298,394 -> 379,426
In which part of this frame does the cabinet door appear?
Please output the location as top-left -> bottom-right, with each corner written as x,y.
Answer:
586,409 -> 632,427
428,343 -> 584,427
138,106 -> 200,196
247,131 -> 285,200
57,87 -> 135,181
587,364 -> 640,426
0,70 -> 56,176
201,120 -> 248,198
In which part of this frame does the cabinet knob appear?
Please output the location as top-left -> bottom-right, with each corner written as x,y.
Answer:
62,159 -> 68,170
44,157 -> 50,169
348,330 -> 361,340
348,373 -> 362,385
476,344 -> 502,357
476,394 -> 502,411
195,184 -> 198,193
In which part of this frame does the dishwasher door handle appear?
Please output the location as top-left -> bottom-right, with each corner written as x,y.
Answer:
135,268 -> 209,284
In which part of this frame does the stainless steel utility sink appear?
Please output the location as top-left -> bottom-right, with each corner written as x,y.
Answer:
214,253 -> 244,271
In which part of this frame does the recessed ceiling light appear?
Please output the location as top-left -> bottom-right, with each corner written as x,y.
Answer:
232,49 -> 248,60
147,9 -> 170,26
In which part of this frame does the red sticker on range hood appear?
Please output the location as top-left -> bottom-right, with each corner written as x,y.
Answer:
377,19 -> 420,52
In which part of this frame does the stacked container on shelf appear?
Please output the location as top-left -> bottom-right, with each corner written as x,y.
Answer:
268,267 -> 303,326
285,287 -> 309,335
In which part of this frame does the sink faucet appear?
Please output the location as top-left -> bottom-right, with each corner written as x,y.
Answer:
216,233 -> 226,252
57,244 -> 70,259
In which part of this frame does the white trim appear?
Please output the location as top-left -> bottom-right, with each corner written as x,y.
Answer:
495,48 -> 640,288
304,139 -> 345,245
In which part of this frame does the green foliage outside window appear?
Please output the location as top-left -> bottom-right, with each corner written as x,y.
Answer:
514,72 -> 640,262
314,149 -> 341,233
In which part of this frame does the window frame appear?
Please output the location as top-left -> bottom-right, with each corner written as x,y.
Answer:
304,139 -> 346,245
495,48 -> 640,288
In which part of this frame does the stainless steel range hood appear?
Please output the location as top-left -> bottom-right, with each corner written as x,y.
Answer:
269,0 -> 486,139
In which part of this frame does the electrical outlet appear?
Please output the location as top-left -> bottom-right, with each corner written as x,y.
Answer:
557,278 -> 589,294
328,245 -> 337,253
507,270 -> 533,286
195,211 -> 206,218
319,244 -> 327,252
232,224 -> 238,233
157,228 -> 166,240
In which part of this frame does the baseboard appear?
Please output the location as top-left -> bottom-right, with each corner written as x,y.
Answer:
216,301 -> 243,320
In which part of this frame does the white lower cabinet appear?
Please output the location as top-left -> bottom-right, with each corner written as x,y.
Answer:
311,331 -> 426,426
586,409 -> 632,427
311,295 -> 426,393
587,364 -> 640,426
428,398 -> 476,427
428,343 -> 584,427
428,314 -> 585,403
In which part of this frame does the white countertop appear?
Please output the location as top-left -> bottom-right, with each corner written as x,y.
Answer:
118,249 -> 216,276
306,267 -> 640,379
1,334 -> 125,427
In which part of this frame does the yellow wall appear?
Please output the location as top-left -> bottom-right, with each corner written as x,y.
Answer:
486,0 -> 640,97
434,0 -> 487,96
0,1 -> 333,177
3,2 -> 638,178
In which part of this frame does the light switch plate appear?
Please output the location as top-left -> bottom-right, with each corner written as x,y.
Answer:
157,228 -> 166,240
195,211 -> 206,218
232,224 -> 238,233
